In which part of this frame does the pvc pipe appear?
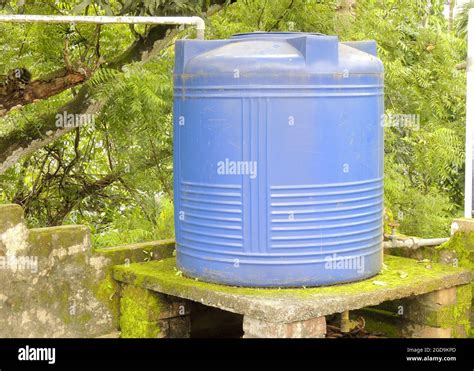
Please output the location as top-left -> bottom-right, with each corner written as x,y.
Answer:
382,237 -> 449,249
0,14 -> 205,39
464,9 -> 474,218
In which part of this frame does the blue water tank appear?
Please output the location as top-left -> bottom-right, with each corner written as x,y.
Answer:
173,32 -> 384,287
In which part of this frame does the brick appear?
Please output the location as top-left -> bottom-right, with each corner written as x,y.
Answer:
156,316 -> 191,338
427,287 -> 457,306
243,316 -> 326,338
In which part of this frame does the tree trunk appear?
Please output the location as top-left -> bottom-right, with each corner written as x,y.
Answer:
0,68 -> 91,116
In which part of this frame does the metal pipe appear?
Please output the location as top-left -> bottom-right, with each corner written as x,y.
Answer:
0,14 -> 205,39
382,237 -> 449,249
464,9 -> 474,218
340,310 -> 351,333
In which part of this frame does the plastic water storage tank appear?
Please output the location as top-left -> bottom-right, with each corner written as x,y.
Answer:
173,32 -> 384,287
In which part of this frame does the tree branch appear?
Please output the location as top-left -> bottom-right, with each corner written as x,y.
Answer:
49,171 -> 123,225
0,68 -> 91,115
0,3 -> 229,174
0,24 -> 175,174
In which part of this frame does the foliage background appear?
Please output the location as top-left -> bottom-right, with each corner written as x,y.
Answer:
0,0 -> 470,246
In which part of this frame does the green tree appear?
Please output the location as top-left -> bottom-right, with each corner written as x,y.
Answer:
0,0 -> 468,245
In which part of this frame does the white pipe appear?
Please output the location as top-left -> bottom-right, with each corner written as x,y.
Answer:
382,237 -> 449,249
0,14 -> 205,39
464,9 -> 474,218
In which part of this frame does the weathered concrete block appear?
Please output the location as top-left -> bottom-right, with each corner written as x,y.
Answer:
398,285 -> 472,338
422,287 -> 457,306
0,224 -> 97,337
243,316 -> 326,338
372,286 -> 472,338
95,240 -> 176,265
0,205 -> 28,257
0,204 -> 24,232
29,226 -> 90,256
452,218 -> 474,237
0,201 -> 176,338
119,284 -> 190,338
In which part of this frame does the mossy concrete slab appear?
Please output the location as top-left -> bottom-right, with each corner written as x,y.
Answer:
95,239 -> 175,263
113,255 -> 472,323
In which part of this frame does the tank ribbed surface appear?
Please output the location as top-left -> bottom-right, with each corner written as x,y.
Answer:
173,32 -> 384,287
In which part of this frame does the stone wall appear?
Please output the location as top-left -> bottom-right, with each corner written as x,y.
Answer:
0,204 -> 174,338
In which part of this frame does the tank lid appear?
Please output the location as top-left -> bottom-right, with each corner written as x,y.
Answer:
174,34 -> 383,79
231,31 -> 325,39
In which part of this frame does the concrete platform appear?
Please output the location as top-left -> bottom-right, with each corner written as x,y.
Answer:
113,255 -> 472,337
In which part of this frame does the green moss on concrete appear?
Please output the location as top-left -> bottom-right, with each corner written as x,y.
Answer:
422,303 -> 470,331
34,282 -> 78,327
0,202 -> 177,337
119,285 -> 164,338
375,285 -> 472,338
121,285 -> 163,321
94,239 -> 175,265
458,284 -> 472,305
90,239 -> 176,329
93,272 -> 120,325
112,253 -> 472,327
28,225 -> 90,257
113,255 -> 471,301
120,318 -> 161,338
386,230 -> 474,335
454,285 -> 472,337
95,239 -> 175,254
438,232 -> 474,334
437,232 -> 474,272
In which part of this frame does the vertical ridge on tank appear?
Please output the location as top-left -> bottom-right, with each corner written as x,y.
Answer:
287,35 -> 339,66
173,32 -> 384,287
